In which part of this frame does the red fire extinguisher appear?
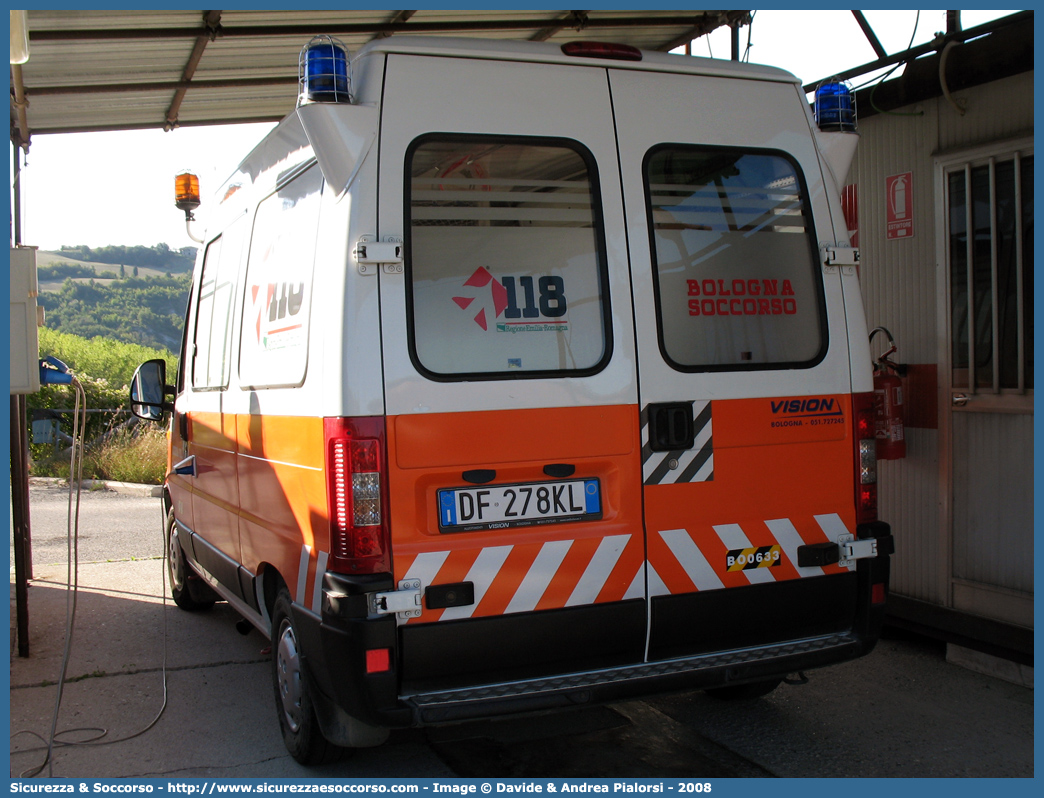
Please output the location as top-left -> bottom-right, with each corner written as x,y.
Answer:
869,327 -> 906,460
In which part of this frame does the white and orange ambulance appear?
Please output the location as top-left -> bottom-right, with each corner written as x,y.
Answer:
131,35 -> 893,764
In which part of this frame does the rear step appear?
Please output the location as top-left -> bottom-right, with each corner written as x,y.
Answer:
402,631 -> 860,723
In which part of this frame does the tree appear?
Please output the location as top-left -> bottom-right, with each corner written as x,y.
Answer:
38,272 -> 191,350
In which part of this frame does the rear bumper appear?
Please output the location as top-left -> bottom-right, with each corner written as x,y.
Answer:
402,629 -> 864,724
302,524 -> 890,730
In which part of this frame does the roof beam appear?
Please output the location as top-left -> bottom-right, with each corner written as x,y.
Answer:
657,10 -> 749,53
27,15 -> 731,42
28,115 -> 286,137
164,10 -> 223,130
27,77 -> 297,97
529,10 -> 589,42
802,10 -> 1032,93
851,11 -> 887,60
375,10 -> 416,39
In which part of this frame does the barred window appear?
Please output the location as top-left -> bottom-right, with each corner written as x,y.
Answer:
948,153 -> 1033,391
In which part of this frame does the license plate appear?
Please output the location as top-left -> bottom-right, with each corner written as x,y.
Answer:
438,478 -> 602,532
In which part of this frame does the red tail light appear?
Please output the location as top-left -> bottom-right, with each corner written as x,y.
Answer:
852,392 -> 878,524
324,417 -> 391,574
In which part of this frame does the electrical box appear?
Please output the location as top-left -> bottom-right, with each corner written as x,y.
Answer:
10,246 -> 41,394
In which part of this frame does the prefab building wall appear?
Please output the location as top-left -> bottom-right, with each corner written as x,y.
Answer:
845,67 -> 1033,653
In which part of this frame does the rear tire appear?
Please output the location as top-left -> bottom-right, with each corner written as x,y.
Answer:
271,588 -> 344,764
166,508 -> 216,611
705,678 -> 782,701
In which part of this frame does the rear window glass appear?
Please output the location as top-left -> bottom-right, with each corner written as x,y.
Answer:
406,136 -> 611,379
646,146 -> 826,370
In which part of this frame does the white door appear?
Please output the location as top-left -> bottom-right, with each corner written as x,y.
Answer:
937,139 -> 1033,627
375,52 -> 648,686
609,67 -> 863,658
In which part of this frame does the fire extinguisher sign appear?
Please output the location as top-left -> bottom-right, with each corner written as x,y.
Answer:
886,172 -> 914,240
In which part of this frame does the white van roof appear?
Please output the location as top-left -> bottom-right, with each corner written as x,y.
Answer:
206,35 -> 802,233
358,35 -> 800,84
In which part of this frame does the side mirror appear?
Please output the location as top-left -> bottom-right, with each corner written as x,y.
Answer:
130,359 -> 174,421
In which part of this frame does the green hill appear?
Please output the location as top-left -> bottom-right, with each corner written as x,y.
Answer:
35,250 -> 180,290
35,246 -> 194,351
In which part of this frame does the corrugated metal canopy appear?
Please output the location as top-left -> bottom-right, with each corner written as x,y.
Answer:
10,9 -> 751,147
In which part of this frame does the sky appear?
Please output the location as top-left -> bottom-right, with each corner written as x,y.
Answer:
12,9 -> 1017,253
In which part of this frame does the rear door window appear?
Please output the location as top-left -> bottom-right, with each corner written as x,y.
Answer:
645,145 -> 827,371
406,135 -> 612,379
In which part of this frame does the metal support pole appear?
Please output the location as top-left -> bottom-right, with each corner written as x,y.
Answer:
851,11 -> 888,60
964,165 -> 976,393
10,143 -> 33,657
12,143 -> 21,246
11,394 -> 32,657
730,22 -> 740,60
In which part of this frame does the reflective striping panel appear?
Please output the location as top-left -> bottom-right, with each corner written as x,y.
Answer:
505,539 -> 574,614
766,517 -> 825,577
393,533 -> 643,623
658,528 -> 725,591
382,513 -> 853,625
653,514 -> 853,595
566,534 -> 632,607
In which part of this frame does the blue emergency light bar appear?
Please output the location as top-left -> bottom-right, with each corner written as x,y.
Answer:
814,79 -> 856,132
299,35 -> 351,105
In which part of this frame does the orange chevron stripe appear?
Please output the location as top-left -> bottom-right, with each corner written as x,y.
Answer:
474,543 -> 541,617
598,537 -> 646,602
535,536 -> 602,611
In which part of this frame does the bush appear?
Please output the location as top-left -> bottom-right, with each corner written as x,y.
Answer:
28,373 -> 130,464
26,329 -> 177,484
32,424 -> 168,485
86,425 -> 168,484
37,328 -> 176,386
37,262 -> 96,281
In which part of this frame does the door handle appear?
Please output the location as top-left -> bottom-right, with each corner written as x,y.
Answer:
647,401 -> 696,452
172,455 -> 196,477
952,393 -> 969,407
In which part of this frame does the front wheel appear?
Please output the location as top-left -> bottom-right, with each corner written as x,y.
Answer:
271,588 -> 344,765
166,508 -> 216,611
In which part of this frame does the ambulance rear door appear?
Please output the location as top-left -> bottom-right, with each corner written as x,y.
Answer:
376,48 -> 646,692
610,67 -> 860,661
